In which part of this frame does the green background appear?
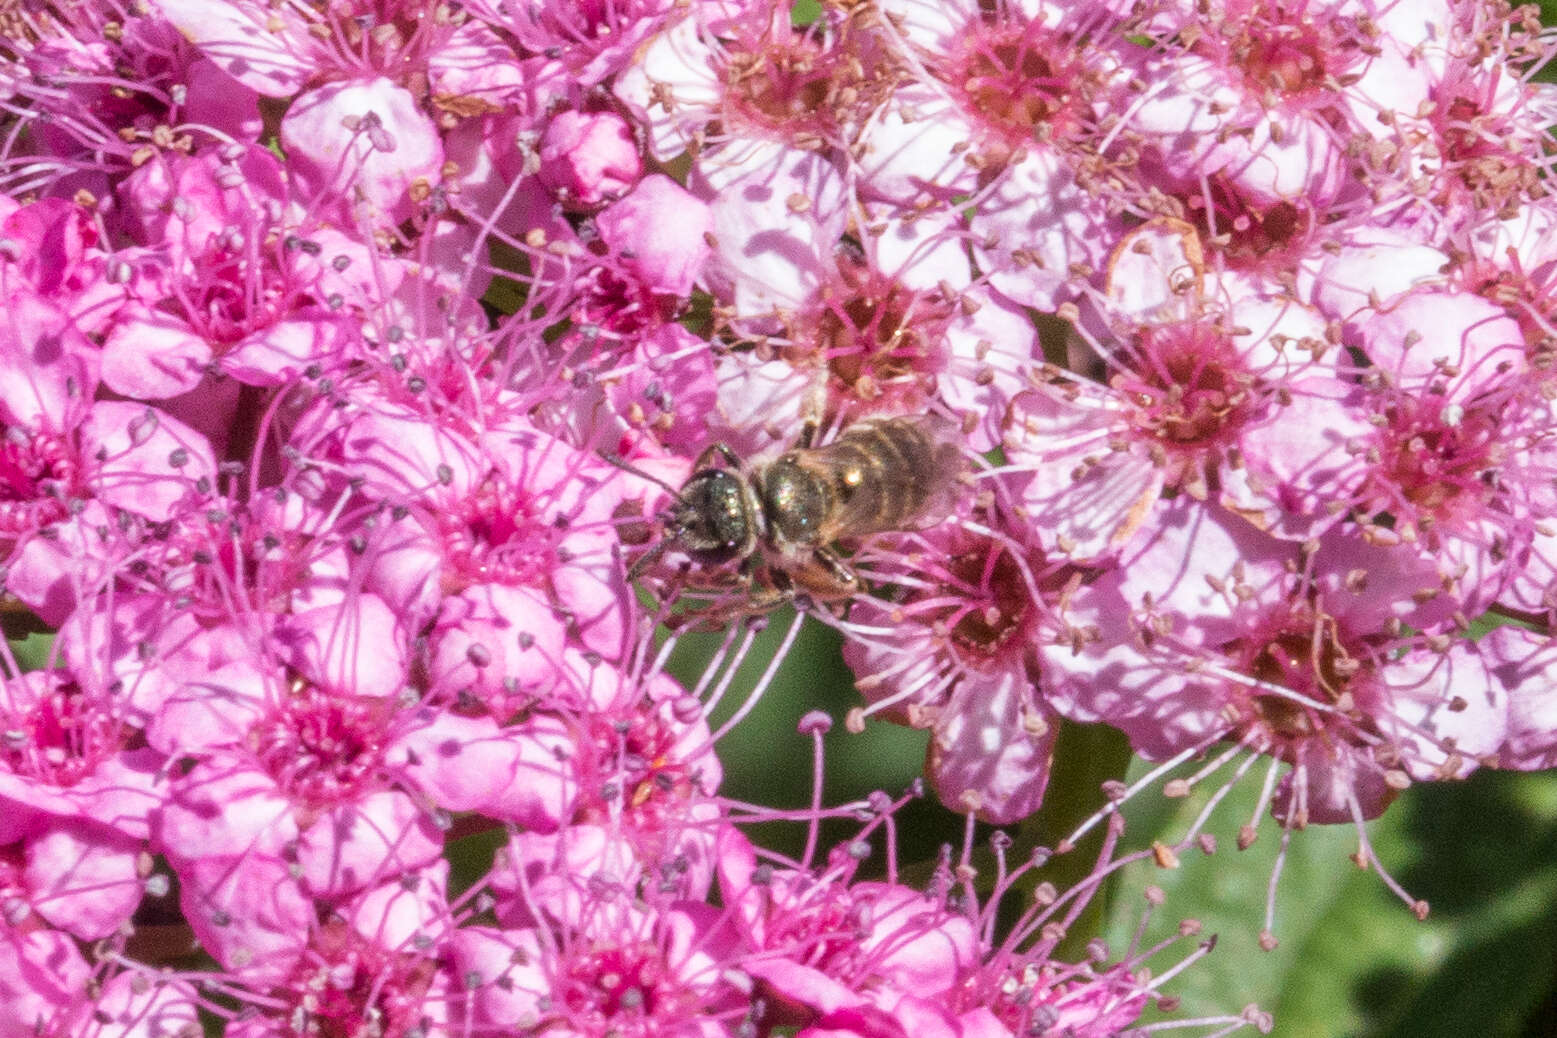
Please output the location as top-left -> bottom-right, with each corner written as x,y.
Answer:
677,602 -> 1557,1038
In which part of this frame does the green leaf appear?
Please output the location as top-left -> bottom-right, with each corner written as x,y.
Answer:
6,631 -> 54,674
666,609 -> 933,864
1104,762 -> 1557,1037
791,0 -> 824,28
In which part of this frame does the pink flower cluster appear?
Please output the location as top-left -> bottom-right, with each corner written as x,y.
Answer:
1,0 -> 1555,1031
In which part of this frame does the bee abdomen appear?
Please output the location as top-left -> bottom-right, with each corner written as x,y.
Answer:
828,418 -> 954,533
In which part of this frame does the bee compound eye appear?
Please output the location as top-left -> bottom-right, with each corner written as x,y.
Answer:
707,472 -> 752,548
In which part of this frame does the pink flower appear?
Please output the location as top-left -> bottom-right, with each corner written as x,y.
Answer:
106,147 -> 369,394
540,110 -> 644,210
717,827 -> 978,1010
452,827 -> 743,1036
843,503 -> 1062,822
4,7 -> 244,194
715,204 -> 1037,451
555,176 -> 712,343
147,645 -> 492,978
300,395 -> 630,659
473,654 -> 725,891
1006,220 -> 1337,557
618,2 -> 888,165
1043,498 -> 1508,823
218,874 -> 454,1036
0,670 -> 165,844
856,0 -> 1132,309
595,175 -> 710,298
104,154 -> 373,398
1404,19 -> 1557,219
281,78 -> 446,225
859,0 -> 1130,199
1126,46 -> 1345,210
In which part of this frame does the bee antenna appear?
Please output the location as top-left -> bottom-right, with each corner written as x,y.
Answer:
600,451 -> 691,502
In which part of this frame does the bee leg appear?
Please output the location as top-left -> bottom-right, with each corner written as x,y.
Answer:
669,583 -> 789,632
797,420 -> 818,450
692,442 -> 743,470
810,547 -> 860,595
799,365 -> 830,438
625,537 -> 670,582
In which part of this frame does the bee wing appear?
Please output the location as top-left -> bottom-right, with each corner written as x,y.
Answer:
900,414 -> 968,530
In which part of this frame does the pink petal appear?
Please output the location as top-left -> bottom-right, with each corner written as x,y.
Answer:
155,0 -> 315,96
176,852 -> 311,984
540,110 -> 643,209
222,311 -> 355,385
296,790 -> 441,898
158,762 -> 298,864
930,668 -> 1057,823
345,859 -> 451,950
390,712 -> 577,829
281,78 -> 446,224
279,594 -> 408,699
596,174 -> 708,294
100,305 -> 210,399
25,821 -> 142,939
0,930 -> 91,1034
82,401 -> 217,522
0,292 -> 98,428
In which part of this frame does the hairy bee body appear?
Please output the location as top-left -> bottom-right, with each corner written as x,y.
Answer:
761,417 -> 961,555
634,416 -> 963,615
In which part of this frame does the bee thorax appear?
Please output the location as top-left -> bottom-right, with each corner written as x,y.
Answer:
760,458 -> 831,547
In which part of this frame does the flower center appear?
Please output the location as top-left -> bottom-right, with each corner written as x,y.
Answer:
178,245 -> 287,346
797,263 -> 953,419
892,533 -> 1036,668
1116,323 -> 1254,450
1198,1 -> 1368,104
564,942 -> 663,1021
1373,395 -> 1501,519
1223,613 -> 1372,751
0,428 -> 74,534
285,919 -> 438,1038
1184,181 -> 1312,269
719,14 -> 885,147
947,546 -> 1030,658
2,682 -> 122,788
940,14 -> 1091,154
255,682 -> 387,810
1432,86 -> 1545,217
443,475 -> 565,590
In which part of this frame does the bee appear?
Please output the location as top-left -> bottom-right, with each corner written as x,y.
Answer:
626,415 -> 964,618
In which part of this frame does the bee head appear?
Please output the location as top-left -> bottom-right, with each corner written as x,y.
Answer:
670,468 -> 754,565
